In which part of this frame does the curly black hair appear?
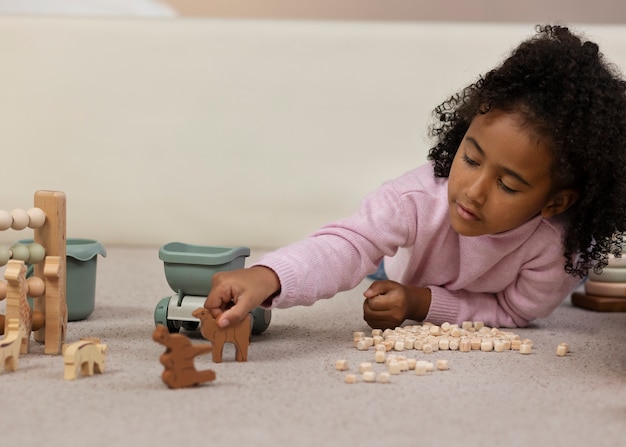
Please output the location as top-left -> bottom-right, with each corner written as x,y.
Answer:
427,25 -> 626,277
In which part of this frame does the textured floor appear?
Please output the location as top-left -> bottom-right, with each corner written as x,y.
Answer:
1,246 -> 625,447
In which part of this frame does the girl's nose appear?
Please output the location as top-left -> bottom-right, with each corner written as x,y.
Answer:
465,175 -> 488,204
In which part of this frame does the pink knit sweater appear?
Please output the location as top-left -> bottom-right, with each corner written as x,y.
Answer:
254,163 -> 581,327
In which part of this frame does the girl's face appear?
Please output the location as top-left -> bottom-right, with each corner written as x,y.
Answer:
448,109 -> 569,237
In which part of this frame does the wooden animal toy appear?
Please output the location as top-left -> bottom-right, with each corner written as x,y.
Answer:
152,324 -> 216,389
63,338 -> 107,380
192,307 -> 250,363
0,318 -> 26,372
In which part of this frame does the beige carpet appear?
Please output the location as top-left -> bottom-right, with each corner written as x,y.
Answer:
1,246 -> 625,447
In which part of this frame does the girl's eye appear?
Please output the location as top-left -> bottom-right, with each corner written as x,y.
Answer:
462,153 -> 479,167
498,179 -> 519,195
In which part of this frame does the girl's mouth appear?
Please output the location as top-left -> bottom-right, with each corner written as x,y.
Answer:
456,203 -> 480,221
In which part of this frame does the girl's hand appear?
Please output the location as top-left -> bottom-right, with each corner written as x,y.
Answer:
203,266 -> 280,329
362,280 -> 431,330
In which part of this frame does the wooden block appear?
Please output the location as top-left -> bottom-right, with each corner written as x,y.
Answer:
362,371 -> 376,383
436,359 -> 449,371
344,373 -> 357,384
571,292 -> 626,312
335,359 -> 349,371
376,372 -> 391,384
359,362 -> 373,373
584,279 -> 626,297
374,350 -> 386,363
32,191 -> 67,354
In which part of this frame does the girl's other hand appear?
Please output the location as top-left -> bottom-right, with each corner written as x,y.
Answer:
203,266 -> 280,329
362,280 -> 431,330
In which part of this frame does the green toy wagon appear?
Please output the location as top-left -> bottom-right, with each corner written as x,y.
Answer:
154,242 -> 271,335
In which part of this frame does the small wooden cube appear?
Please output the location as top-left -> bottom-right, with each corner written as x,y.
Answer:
374,350 -> 386,363
344,374 -> 358,384
335,359 -> 349,371
388,361 -> 401,375
519,343 -> 532,354
377,372 -> 391,384
362,371 -> 376,383
359,362 -> 373,373
436,359 -> 449,371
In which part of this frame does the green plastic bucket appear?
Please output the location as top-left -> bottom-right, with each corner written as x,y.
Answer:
21,238 -> 106,321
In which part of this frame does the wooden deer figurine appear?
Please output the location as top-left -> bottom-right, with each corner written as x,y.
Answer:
192,308 -> 250,363
152,325 -> 215,389
0,318 -> 26,372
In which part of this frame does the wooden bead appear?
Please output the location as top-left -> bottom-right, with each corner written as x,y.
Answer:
0,210 -> 12,231
31,310 -> 45,331
10,209 -> 29,230
10,243 -> 30,261
0,280 -> 6,300
27,207 -> 46,229
26,276 -> 45,297
0,247 -> 10,266
28,243 -> 46,264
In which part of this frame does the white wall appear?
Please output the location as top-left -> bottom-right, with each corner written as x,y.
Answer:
0,18 -> 624,248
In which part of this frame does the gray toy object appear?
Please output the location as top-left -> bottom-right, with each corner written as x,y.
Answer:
154,242 -> 271,335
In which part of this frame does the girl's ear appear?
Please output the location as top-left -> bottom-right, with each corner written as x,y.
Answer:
541,189 -> 579,219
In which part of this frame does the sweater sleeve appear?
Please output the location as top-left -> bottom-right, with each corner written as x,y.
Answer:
425,242 -> 582,327
251,176 -> 419,309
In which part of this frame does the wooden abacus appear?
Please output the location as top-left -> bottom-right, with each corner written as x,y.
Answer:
0,191 -> 66,355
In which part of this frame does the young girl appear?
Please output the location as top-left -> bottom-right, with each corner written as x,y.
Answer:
204,25 -> 626,330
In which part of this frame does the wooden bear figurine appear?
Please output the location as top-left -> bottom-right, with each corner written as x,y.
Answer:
192,308 -> 250,363
152,325 -> 215,389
